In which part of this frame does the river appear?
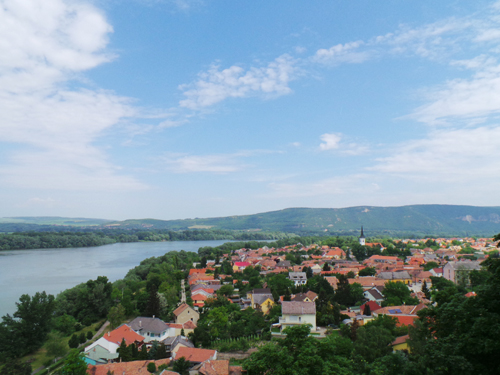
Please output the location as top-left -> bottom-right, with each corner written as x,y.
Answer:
0,240 -> 235,318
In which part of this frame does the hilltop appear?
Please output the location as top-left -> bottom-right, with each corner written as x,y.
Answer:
2,205 -> 500,237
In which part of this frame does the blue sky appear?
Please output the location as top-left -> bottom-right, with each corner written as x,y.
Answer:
2,0 -> 500,220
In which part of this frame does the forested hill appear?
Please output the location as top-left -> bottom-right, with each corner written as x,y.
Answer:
2,204 -> 500,237
106,204 -> 500,237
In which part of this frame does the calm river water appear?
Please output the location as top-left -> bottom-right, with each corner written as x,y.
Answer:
0,240 -> 233,318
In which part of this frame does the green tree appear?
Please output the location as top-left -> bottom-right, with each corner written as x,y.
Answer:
421,280 -> 431,299
423,261 -> 439,271
359,267 -> 376,276
382,282 -> 419,307
60,350 -> 87,375
172,357 -> 191,375
147,362 -> 156,373
78,332 -> 86,344
354,325 -> 395,363
45,333 -> 68,358
0,358 -> 32,375
68,334 -> 79,349
108,304 -> 126,329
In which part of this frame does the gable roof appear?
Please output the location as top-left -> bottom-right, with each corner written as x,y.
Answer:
87,358 -> 171,375
129,317 -> 169,334
173,303 -> 190,316
199,360 -> 230,375
103,324 -> 144,346
175,347 -> 216,363
282,301 -> 316,315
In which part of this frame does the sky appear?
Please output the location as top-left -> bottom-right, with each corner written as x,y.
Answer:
1,0 -> 500,221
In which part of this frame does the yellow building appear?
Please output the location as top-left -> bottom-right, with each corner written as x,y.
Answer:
392,334 -> 410,352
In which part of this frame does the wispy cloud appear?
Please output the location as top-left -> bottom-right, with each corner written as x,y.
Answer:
371,125 -> 500,183
319,133 -> 368,155
0,0 -> 145,191
162,150 -> 277,174
179,54 -> 297,110
312,41 -> 369,65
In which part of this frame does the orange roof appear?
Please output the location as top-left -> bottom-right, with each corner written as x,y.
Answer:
192,294 -> 208,301
189,268 -> 207,276
394,315 -> 417,327
392,334 -> 410,346
199,359 -> 230,375
175,347 -> 216,363
104,324 -> 144,346
87,359 -> 171,375
173,303 -> 190,316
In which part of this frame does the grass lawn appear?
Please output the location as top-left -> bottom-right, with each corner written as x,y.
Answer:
271,327 -> 281,333
22,320 -> 105,371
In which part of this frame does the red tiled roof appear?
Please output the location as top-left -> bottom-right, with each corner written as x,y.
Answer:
103,324 -> 144,346
199,359 -> 230,375
392,334 -> 410,346
87,359 -> 170,375
173,303 -> 190,316
175,347 -> 216,363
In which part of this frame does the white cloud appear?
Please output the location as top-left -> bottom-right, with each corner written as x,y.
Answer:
179,54 -> 297,110
266,174 -> 378,199
312,41 -> 368,65
319,133 -> 342,151
408,64 -> 500,125
371,125 -> 500,183
163,153 -> 245,173
0,0 -> 144,191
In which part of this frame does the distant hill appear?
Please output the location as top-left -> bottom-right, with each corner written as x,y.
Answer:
0,216 -> 112,227
104,205 -> 500,237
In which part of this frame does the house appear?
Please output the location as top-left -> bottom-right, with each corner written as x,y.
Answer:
198,359 -> 243,375
288,272 -> 307,286
84,324 -> 144,362
173,347 -> 217,364
443,260 -> 481,284
173,303 -> 200,325
168,320 -> 197,336
275,260 -> 292,270
377,271 -> 412,284
363,287 -> 384,304
247,288 -> 275,314
232,262 -> 251,272
291,291 -> 318,303
323,248 -> 346,259
86,358 -> 172,375
392,335 -> 410,352
162,335 -> 194,357
279,301 -> 316,332
372,304 -> 426,327
129,317 -> 172,343
360,300 -> 381,315
430,268 -> 443,277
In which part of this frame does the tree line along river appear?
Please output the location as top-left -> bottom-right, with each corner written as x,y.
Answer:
0,240 -> 234,318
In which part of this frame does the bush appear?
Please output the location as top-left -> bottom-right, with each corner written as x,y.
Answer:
79,332 -> 86,344
147,362 -> 156,373
69,334 -> 79,349
87,331 -> 93,340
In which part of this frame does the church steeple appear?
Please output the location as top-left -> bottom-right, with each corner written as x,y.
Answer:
359,226 -> 365,245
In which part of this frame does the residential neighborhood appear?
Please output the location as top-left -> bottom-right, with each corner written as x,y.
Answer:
74,231 -> 499,374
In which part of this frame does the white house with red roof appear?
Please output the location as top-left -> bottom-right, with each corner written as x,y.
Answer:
84,324 -> 144,362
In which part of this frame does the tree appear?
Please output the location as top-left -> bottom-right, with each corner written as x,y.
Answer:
117,339 -> 133,362
68,334 -> 79,349
45,333 -> 68,358
0,358 -> 31,375
87,331 -> 93,340
359,267 -> 376,277
382,282 -> 419,307
354,325 -> 395,363
144,284 -> 161,317
322,262 -> 331,271
60,350 -> 87,375
78,332 -> 86,344
172,357 -> 191,375
147,362 -> 156,373
108,304 -> 126,329
217,284 -> 234,297
363,304 -> 371,316
421,280 -> 431,299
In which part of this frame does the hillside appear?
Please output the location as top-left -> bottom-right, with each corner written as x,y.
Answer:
104,205 -> 500,237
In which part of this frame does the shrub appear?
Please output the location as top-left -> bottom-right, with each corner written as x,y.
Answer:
147,362 -> 156,373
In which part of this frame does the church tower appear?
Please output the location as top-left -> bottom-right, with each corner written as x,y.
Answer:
359,226 -> 365,246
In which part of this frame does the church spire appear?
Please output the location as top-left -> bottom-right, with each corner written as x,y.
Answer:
359,226 -> 365,245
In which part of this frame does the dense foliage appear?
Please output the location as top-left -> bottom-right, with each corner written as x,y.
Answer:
0,229 -> 292,251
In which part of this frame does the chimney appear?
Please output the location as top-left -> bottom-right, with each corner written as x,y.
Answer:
153,315 -> 155,319
108,332 -> 110,337
139,321 -> 142,327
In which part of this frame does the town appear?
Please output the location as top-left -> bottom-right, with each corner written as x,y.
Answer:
71,229 -> 498,375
